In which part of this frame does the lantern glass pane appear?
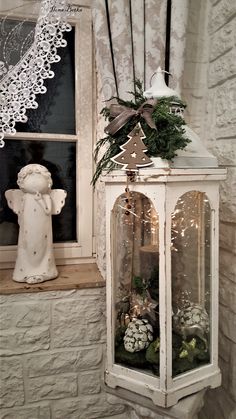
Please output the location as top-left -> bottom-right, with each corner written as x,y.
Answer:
112,192 -> 160,376
171,191 -> 211,376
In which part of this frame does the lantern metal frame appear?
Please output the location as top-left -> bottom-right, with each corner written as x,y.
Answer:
103,166 -> 227,407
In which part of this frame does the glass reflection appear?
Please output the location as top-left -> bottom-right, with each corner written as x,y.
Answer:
171,191 -> 211,376
113,192 -> 160,376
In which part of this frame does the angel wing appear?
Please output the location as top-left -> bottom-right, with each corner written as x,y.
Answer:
50,189 -> 67,215
5,189 -> 24,215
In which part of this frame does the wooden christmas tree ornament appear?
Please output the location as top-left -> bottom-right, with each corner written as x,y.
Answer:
111,123 -> 153,171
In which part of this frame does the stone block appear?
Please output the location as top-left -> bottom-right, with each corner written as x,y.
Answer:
0,404 -> 50,419
52,296 -> 105,325
183,62 -> 208,89
216,78 -> 236,129
209,139 -> 236,166
185,34 -> 208,63
201,387 -> 236,419
209,0 -> 236,33
26,374 -> 77,402
229,409 -> 236,419
52,319 -> 106,348
209,49 -> 236,87
220,168 -> 236,223
219,249 -> 236,283
229,343 -> 236,401
52,394 -> 126,419
0,303 -> 50,330
78,370 -> 101,395
201,390 -> 225,419
210,20 -> 235,61
219,330 -> 232,362
187,0 -> 205,35
0,358 -> 24,408
103,415 -> 131,419
217,388 -> 236,419
182,90 -> 205,119
86,321 -> 106,343
0,327 -> 50,355
220,275 -> 236,313
26,347 -> 103,377
0,289 -> 104,306
0,309 -> 12,331
219,304 -> 236,343
220,222 -> 236,254
219,356 -> 230,391
204,90 -> 217,141
51,320 -> 87,348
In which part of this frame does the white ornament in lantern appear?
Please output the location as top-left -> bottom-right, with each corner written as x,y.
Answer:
103,145 -> 226,406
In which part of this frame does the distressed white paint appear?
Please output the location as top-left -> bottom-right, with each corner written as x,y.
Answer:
103,167 -> 226,408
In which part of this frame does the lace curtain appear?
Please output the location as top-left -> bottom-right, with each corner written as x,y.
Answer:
0,0 -> 72,147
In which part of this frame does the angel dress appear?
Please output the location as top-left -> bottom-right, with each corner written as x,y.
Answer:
5,188 -> 67,284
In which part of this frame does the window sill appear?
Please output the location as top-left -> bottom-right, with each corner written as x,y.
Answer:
0,263 -> 105,295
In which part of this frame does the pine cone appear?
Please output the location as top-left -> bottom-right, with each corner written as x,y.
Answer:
124,318 -> 153,353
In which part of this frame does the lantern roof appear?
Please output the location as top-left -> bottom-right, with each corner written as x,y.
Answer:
144,67 -> 218,169
172,126 -> 218,168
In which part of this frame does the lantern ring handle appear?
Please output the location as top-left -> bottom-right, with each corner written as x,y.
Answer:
149,69 -> 172,87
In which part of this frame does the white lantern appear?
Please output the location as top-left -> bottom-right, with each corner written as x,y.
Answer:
102,114 -> 226,406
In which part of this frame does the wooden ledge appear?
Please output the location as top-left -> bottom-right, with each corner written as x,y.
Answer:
0,264 -> 105,295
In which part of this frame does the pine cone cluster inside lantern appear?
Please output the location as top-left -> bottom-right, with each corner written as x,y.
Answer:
124,318 -> 153,353
173,303 -> 210,349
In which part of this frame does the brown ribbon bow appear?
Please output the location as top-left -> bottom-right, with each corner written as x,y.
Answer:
105,99 -> 157,136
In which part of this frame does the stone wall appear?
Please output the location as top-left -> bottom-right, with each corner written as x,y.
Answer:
0,288 -> 131,419
182,1 -> 236,418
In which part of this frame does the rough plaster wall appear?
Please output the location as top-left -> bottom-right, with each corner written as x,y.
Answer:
182,1 -> 236,418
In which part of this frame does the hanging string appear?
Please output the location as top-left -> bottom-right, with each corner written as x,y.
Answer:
143,0 -> 146,90
129,0 -> 136,95
125,171 -> 136,215
165,0 -> 172,85
105,0 -> 119,97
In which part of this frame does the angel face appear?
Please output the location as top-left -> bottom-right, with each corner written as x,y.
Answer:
21,172 -> 50,194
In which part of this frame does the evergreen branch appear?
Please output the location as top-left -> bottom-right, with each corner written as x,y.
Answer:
92,80 -> 191,185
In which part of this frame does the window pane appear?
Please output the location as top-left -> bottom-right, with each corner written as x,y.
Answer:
15,29 -> 76,135
0,19 -> 35,73
0,139 -> 76,245
171,191 -> 211,376
113,192 -> 160,377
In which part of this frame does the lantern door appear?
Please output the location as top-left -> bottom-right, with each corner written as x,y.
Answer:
105,183 -> 168,406
112,191 -> 160,368
164,182 -> 221,403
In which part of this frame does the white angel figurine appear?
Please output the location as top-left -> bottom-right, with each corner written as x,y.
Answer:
5,164 -> 67,284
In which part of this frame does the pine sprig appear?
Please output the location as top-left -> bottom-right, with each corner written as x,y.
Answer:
92,80 -> 190,186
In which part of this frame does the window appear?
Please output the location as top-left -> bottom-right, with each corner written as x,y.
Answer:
0,5 -> 94,268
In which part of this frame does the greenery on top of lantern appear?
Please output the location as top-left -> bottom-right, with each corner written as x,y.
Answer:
92,80 -> 190,185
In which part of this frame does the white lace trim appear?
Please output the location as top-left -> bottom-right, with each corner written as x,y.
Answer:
0,0 -> 72,147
